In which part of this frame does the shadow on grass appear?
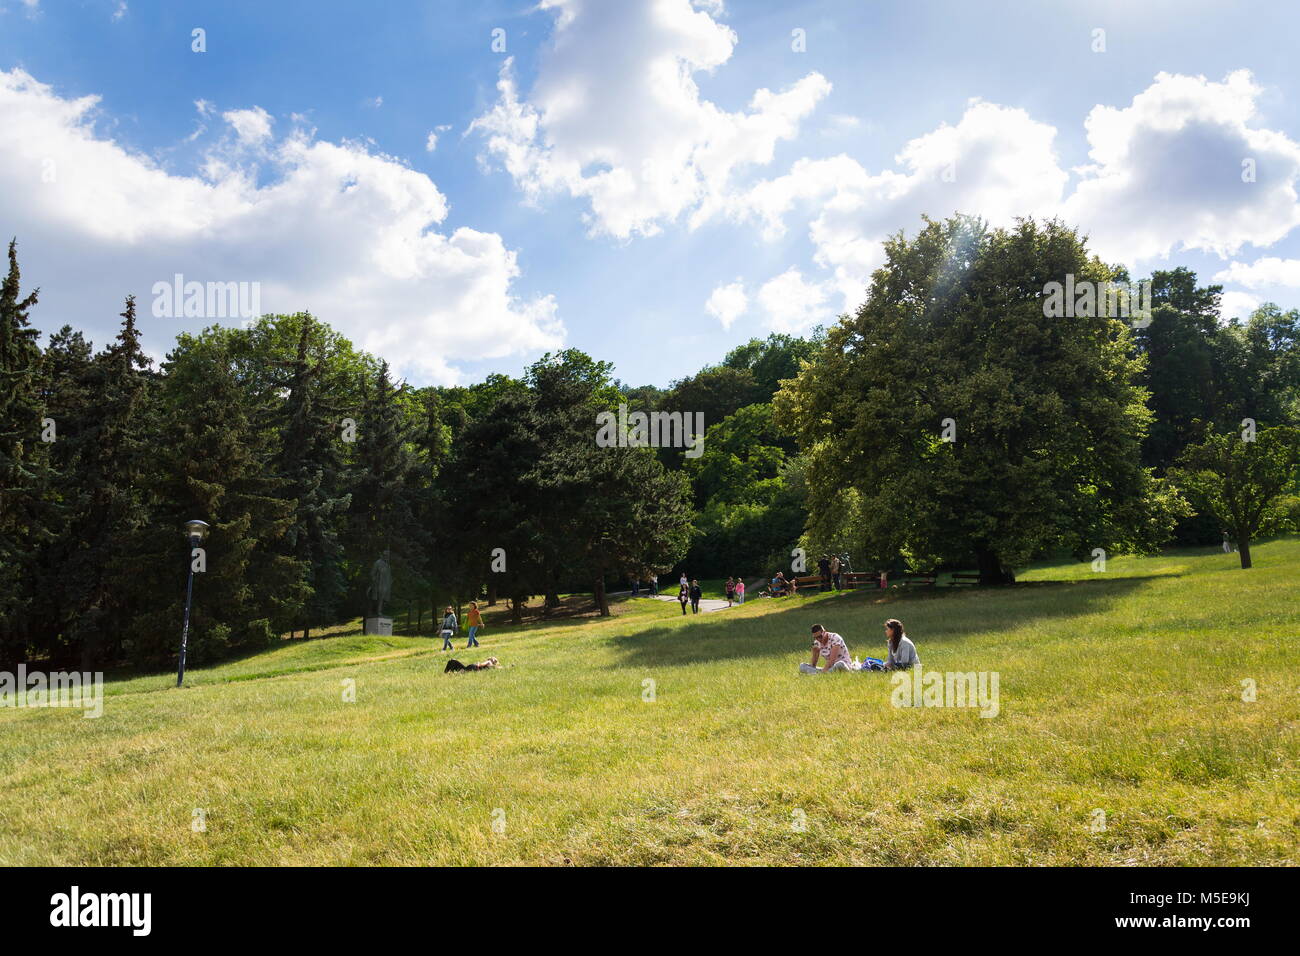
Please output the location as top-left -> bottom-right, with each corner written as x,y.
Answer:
609,575 -> 1156,668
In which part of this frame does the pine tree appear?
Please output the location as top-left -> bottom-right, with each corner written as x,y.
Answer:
55,298 -> 155,666
275,315 -> 350,636
121,331 -> 304,666
0,239 -> 49,663
346,361 -> 425,617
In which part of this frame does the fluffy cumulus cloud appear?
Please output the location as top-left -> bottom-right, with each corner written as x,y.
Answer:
1214,256 -> 1300,289
726,69 -> 1300,321
755,267 -> 835,333
222,106 -> 273,146
732,101 -> 1068,311
1219,290 -> 1262,321
1062,70 -> 1300,264
471,0 -> 830,239
704,278 -> 746,329
0,68 -> 562,384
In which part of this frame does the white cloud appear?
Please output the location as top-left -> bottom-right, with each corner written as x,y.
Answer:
1214,256 -> 1300,289
1061,70 -> 1300,263
704,279 -> 746,329
733,101 -> 1067,310
1219,290 -> 1261,321
222,106 -> 273,146
0,68 -> 563,385
731,70 -> 1300,314
471,0 -> 830,239
425,125 -> 450,153
112,2 -> 127,21
756,268 -> 835,333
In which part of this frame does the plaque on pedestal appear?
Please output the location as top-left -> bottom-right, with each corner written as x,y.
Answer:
364,616 -> 393,636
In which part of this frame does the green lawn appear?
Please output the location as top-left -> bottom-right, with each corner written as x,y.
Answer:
2,540 -> 1297,865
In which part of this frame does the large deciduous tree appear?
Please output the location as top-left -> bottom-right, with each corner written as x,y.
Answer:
1172,424 -> 1300,569
778,215 -> 1185,584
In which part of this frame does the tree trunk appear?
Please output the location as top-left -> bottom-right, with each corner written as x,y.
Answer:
487,581 -> 497,607
975,546 -> 1014,586
1238,534 -> 1253,569
594,577 -> 609,617
510,595 -> 523,625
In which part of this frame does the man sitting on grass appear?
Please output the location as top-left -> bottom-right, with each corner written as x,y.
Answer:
799,623 -> 853,674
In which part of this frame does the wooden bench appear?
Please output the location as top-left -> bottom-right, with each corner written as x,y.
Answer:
793,574 -> 824,594
840,571 -> 880,590
949,571 -> 981,586
892,572 -> 937,588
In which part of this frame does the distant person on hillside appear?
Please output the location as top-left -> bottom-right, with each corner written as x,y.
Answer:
632,574 -> 640,597
650,572 -> 659,596
678,583 -> 690,615
680,571 -> 689,590
735,578 -> 746,603
690,579 -> 702,614
725,577 -> 736,606
800,623 -> 853,674
882,618 -> 919,671
818,554 -> 831,591
440,606 -> 458,651
466,601 -> 483,648
830,554 -> 841,590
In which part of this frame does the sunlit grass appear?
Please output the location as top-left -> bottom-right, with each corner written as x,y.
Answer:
2,539 -> 1297,865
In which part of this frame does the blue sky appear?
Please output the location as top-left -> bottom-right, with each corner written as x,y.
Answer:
3,0 -> 1300,387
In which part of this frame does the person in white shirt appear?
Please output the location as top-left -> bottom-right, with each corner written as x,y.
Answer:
883,618 -> 919,670
800,624 -> 853,674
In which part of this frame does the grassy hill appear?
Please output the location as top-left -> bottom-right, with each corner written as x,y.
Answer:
2,540 -> 1298,865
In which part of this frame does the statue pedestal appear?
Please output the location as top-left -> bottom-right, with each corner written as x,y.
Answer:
364,616 -> 393,636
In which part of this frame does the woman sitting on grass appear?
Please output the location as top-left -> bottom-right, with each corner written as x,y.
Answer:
799,623 -> 853,674
883,618 -> 919,670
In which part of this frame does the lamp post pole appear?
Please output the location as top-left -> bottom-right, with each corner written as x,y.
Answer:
177,550 -> 196,687
177,520 -> 209,688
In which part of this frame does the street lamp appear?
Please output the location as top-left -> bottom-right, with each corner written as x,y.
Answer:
177,519 -> 210,687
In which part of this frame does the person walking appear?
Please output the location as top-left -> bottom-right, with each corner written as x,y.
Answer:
677,582 -> 690,615
725,577 -> 736,606
736,578 -> 746,604
650,572 -> 659,596
440,606 -> 458,651
818,554 -> 832,592
466,601 -> 483,648
690,579 -> 702,614
829,553 -> 841,590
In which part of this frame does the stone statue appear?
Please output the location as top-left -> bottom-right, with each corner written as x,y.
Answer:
367,551 -> 392,617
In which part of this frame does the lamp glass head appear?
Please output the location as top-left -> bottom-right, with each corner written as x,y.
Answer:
184,519 -> 210,542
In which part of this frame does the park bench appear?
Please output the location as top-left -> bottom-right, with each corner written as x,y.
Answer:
892,572 -> 937,588
949,572 -> 981,586
841,571 -> 880,590
793,573 -> 824,594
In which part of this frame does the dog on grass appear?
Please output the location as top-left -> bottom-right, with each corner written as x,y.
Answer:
444,657 -> 499,673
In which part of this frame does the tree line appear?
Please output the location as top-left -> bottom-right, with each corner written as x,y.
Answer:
3,215 -> 1299,669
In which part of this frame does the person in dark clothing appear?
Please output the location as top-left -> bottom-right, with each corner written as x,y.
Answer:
689,579 -> 702,614
445,656 -> 499,673
818,555 -> 832,591
678,583 -> 690,615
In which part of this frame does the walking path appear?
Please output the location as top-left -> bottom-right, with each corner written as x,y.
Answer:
648,594 -> 733,613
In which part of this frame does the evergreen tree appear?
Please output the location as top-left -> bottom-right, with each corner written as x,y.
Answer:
0,239 -> 49,663
43,300 -> 154,666
121,332 -> 304,665
275,315 -> 351,636
346,361 -> 424,616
